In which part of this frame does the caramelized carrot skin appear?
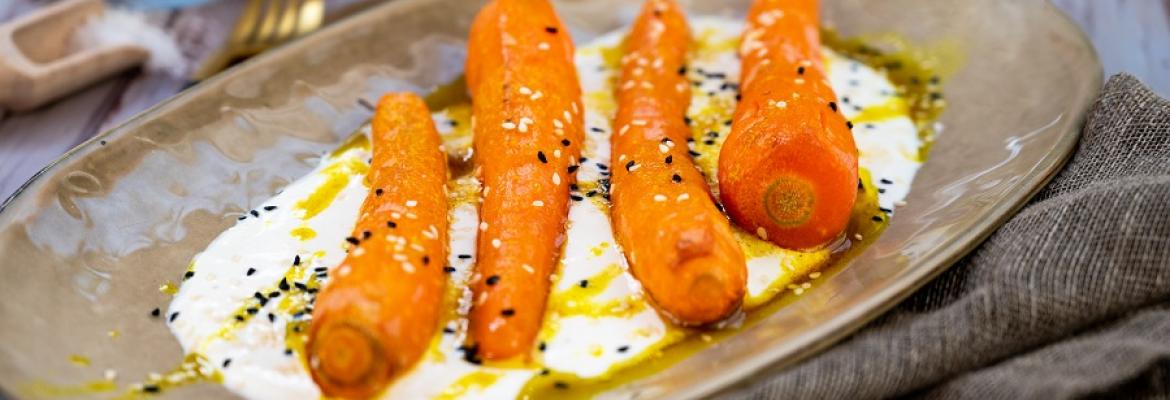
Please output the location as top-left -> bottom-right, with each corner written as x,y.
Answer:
307,93 -> 449,398
718,0 -> 859,249
465,0 -> 584,360
610,0 -> 746,325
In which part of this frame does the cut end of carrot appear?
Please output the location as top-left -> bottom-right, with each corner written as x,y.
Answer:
308,321 -> 391,399
763,176 -> 816,228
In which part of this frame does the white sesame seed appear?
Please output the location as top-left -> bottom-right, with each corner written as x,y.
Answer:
491,238 -> 501,248
677,193 -> 690,201
552,119 -> 564,129
572,102 -> 579,115
895,200 -> 908,207
519,86 -> 533,95
391,212 -> 402,219
653,194 -> 667,202
659,143 -> 670,153
552,173 -> 561,185
406,212 -> 418,219
619,124 -> 630,136
622,80 -> 636,90
405,200 -> 418,207
757,227 -> 768,240
480,222 -> 488,231
522,264 -> 535,274
502,121 -> 517,130
402,262 -> 415,273
640,81 -> 653,89
518,123 -> 528,133
775,100 -> 788,109
555,128 -> 565,136
411,243 -> 425,252
520,117 -> 533,125
809,272 -> 822,279
564,110 -> 572,121
105,369 -> 118,380
794,287 -> 804,295
801,282 -> 812,289
553,149 -> 562,158
633,67 -> 645,76
619,154 -> 627,162
532,91 -> 544,100
854,233 -> 864,241
631,119 -> 648,126
652,57 -> 664,69
533,200 -> 545,207
538,42 -> 550,50
795,78 -> 806,85
393,254 -> 407,262
676,82 -> 687,92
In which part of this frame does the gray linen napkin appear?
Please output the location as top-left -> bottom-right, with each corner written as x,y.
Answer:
720,74 -> 1170,400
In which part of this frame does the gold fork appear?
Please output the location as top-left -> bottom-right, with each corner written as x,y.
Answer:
190,0 -> 325,81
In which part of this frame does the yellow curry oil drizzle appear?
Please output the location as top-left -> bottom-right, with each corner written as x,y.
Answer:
820,30 -> 955,160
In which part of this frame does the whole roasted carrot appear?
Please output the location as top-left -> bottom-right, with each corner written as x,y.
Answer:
465,0 -> 584,360
610,0 -> 747,325
306,93 -> 449,398
718,0 -> 859,249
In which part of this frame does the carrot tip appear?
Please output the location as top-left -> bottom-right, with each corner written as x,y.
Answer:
763,176 -> 816,228
309,322 -> 390,398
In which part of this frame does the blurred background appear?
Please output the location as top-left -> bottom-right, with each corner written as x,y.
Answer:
0,0 -> 1166,201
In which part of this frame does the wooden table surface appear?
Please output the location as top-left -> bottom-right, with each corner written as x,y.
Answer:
1,0 -> 1168,201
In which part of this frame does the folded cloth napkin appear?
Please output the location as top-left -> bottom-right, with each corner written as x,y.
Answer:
720,74 -> 1170,400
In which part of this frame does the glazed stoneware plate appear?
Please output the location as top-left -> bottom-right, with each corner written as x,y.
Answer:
0,0 -> 1100,398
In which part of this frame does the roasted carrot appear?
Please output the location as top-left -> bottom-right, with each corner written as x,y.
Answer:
718,0 -> 859,249
609,0 -> 747,325
306,93 -> 449,398
465,0 -> 584,360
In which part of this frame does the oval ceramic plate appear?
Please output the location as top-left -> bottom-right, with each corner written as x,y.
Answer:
0,0 -> 1100,398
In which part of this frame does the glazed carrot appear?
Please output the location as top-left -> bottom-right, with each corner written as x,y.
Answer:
465,0 -> 584,360
718,0 -> 859,249
306,93 -> 449,398
609,0 -> 747,325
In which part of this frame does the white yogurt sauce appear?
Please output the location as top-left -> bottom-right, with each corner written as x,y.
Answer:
166,16 -> 925,399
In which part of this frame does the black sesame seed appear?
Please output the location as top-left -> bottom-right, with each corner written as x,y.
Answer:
879,207 -> 893,213
250,210 -> 260,218
246,268 -> 256,276
238,215 -> 247,221
872,216 -> 884,222
501,308 -> 515,317
539,341 -> 547,351
567,165 -> 579,174
268,291 -> 281,299
184,270 -> 195,279
735,93 -> 742,101
561,139 -> 571,146
345,236 -> 360,245
579,280 -> 589,288
672,174 -> 682,183
375,188 -> 384,196
724,119 -> 733,126
422,255 -> 430,265
223,358 -> 232,368
683,116 -> 692,125
541,368 -> 551,376
570,183 -> 580,191
617,345 -> 630,353
590,127 -> 604,133
143,385 -> 161,393
554,381 -> 570,389
444,266 -> 457,273
597,163 -> 609,171
797,66 -> 805,75
486,275 -> 501,286
704,139 -> 716,145
878,188 -> 887,194
254,292 -> 267,302
235,315 -> 245,322
458,254 -> 472,259
388,221 -> 398,228
443,326 -> 455,334
538,151 -> 548,164
362,230 -> 372,240
246,307 -> 258,315
829,102 -> 838,112
708,131 -> 718,138
100,140 -> 107,146
294,282 -> 308,291
151,308 -> 161,317
689,150 -> 701,157
279,278 -> 290,291
357,98 -> 376,111
293,255 -> 301,266
315,266 -> 328,272
847,121 -> 854,129
677,65 -> 687,75
625,160 -> 636,171
931,92 -> 944,101
545,26 -> 558,34
665,155 -> 673,164
285,348 -> 293,356
169,311 -> 180,322
268,313 -> 276,323
586,190 -> 597,197
571,195 -> 584,201
880,178 -> 893,184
